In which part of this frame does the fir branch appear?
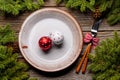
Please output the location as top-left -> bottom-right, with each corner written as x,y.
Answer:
88,32 -> 120,80
107,8 -> 120,25
29,78 -> 38,80
65,0 -> 95,12
96,0 -> 113,12
56,0 -> 63,4
56,0 -> 120,25
0,25 -> 16,45
38,0 -> 44,6
0,0 -> 44,15
0,25 -> 38,80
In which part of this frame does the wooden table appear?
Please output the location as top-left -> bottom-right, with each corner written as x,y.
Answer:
0,0 -> 120,80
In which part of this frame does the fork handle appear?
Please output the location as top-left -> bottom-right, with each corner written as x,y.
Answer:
92,19 -> 102,31
91,19 -> 102,37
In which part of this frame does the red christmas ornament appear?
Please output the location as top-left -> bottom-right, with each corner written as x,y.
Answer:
38,36 -> 52,51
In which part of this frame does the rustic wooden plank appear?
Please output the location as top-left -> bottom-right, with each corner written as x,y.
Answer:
28,69 -> 92,80
83,31 -> 120,39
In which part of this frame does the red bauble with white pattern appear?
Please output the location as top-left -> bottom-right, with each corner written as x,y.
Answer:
38,36 -> 52,51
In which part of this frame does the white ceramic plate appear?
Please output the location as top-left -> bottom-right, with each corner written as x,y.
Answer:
19,8 -> 83,72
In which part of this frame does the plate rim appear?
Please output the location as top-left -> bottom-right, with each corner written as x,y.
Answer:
19,8 -> 83,72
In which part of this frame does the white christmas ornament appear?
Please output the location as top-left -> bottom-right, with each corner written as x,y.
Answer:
49,31 -> 64,45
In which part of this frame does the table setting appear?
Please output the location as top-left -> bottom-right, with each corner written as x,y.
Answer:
0,0 -> 120,80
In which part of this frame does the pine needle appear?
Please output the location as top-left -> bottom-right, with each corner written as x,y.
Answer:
88,32 -> 120,80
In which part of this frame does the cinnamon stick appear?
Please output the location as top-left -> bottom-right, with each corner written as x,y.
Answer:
82,43 -> 91,74
76,43 -> 92,74
82,57 -> 89,74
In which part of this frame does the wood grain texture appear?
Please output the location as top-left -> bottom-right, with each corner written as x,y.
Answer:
0,0 -> 120,80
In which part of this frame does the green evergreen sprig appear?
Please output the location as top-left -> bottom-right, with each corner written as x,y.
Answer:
0,24 -> 16,45
0,25 -> 38,80
0,0 -> 44,15
56,0 -> 120,25
88,32 -> 120,80
56,0 -> 95,12
106,0 -> 120,26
